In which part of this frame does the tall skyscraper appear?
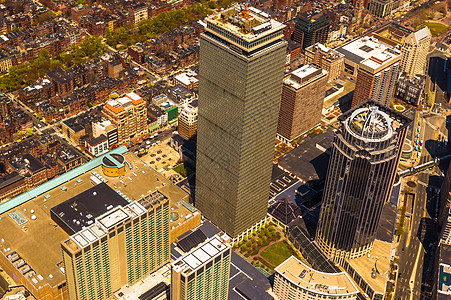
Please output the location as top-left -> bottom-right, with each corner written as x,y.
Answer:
401,26 -> 431,78
277,65 -> 328,143
195,5 -> 287,238
170,234 -> 231,300
61,196 -> 170,300
352,47 -> 402,108
292,9 -> 330,50
316,101 -> 411,262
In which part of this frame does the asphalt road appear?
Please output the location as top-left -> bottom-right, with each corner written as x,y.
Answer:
394,111 -> 448,299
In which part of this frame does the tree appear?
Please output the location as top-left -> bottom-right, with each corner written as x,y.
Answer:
35,113 -> 42,120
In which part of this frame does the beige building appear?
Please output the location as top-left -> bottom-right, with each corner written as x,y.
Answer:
0,149 -> 199,300
304,43 -> 344,83
277,65 -> 328,143
102,92 -> 147,146
352,47 -> 402,108
401,26 -> 431,78
178,99 -> 198,141
274,256 -> 359,300
171,234 -> 231,300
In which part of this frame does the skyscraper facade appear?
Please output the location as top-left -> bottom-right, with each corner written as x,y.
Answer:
170,234 -> 231,300
401,26 -> 431,78
277,65 -> 328,143
292,9 -> 330,50
195,5 -> 287,238
352,47 -> 402,108
316,101 -> 411,262
62,198 -> 170,300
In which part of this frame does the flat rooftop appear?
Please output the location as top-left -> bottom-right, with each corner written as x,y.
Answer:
284,65 -> 327,90
206,5 -> 284,43
171,234 -> 231,276
50,182 -> 129,234
278,128 -> 334,183
346,239 -> 392,294
438,243 -> 451,297
336,36 -> 393,65
276,256 -> 358,296
0,152 -> 191,291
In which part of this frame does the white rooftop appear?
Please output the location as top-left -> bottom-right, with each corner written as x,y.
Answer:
171,234 -> 231,275
126,91 -> 142,101
338,36 -> 392,64
174,71 -> 199,86
414,26 -> 431,42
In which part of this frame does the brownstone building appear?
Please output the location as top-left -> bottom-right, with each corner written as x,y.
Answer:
277,65 -> 328,143
304,43 -> 344,82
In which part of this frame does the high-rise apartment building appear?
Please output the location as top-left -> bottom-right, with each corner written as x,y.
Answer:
277,65 -> 328,143
170,234 -> 231,300
352,47 -> 402,108
292,9 -> 330,50
401,26 -> 431,78
316,101 -> 411,262
304,43 -> 344,83
178,99 -> 198,141
195,5 -> 287,238
61,197 -> 170,300
102,92 -> 147,146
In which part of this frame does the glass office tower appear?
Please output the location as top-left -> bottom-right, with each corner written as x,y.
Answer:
195,5 -> 287,238
316,101 -> 411,262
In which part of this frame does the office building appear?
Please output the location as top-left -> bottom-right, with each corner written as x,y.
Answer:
178,99 -> 198,141
0,148 -> 199,300
274,256 -> 359,300
352,47 -> 402,108
195,5 -> 287,238
102,92 -> 147,146
401,26 -> 431,78
277,65 -> 328,143
316,101 -> 411,262
304,43 -> 344,82
171,234 -> 231,300
368,0 -> 393,18
292,9 -> 330,50
336,36 -> 396,80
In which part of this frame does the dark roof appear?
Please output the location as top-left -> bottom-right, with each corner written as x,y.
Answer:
0,171 -> 24,189
235,278 -> 273,300
50,183 -> 129,234
268,198 -> 302,225
87,134 -> 107,146
63,118 -> 85,133
198,220 -> 221,239
177,229 -> 207,253
138,282 -> 168,300
9,154 -> 45,173
287,223 -> 339,273
278,128 -> 334,182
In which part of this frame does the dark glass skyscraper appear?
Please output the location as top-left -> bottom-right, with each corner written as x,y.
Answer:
292,9 -> 330,50
316,101 -> 411,262
195,5 -> 287,238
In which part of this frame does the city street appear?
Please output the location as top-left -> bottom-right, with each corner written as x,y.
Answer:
394,110 -> 449,299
